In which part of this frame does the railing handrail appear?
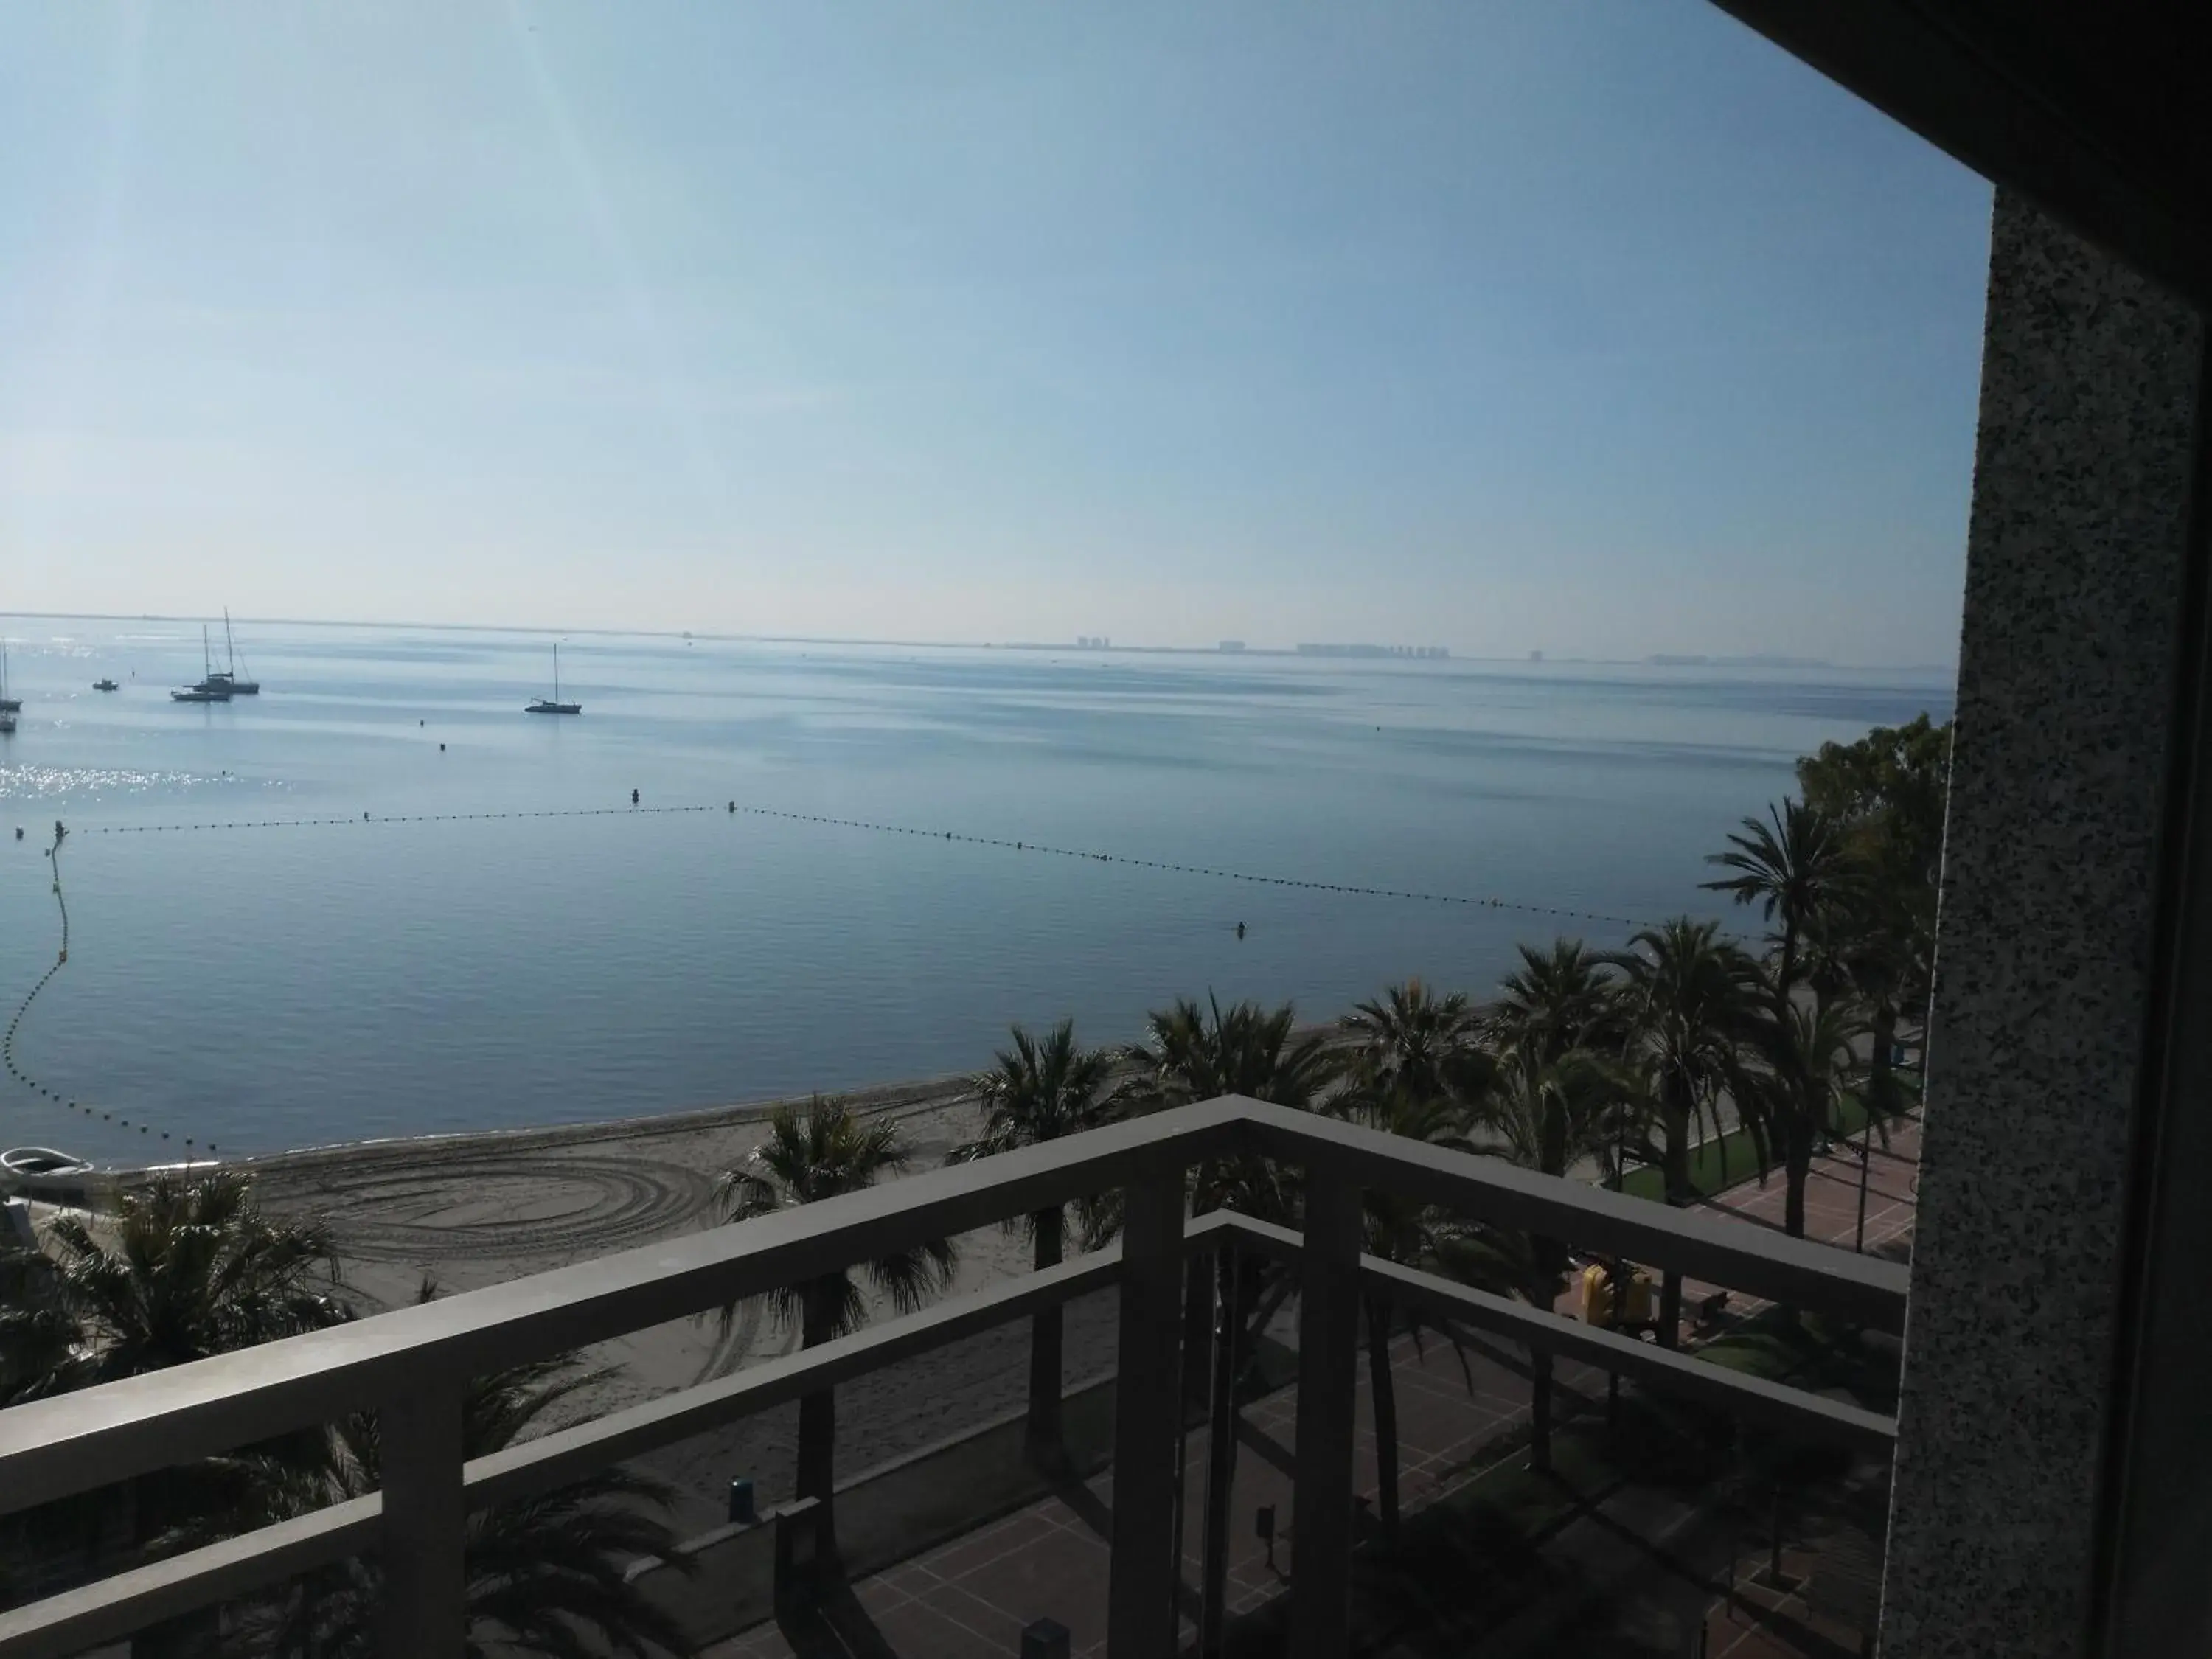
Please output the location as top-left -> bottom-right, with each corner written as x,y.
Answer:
0,1099 -> 1242,1517
0,1096 -> 1907,1523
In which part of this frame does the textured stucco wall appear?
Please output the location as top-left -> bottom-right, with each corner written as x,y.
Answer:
1879,190 -> 2205,1657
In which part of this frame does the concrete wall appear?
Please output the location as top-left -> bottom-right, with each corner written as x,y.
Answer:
1879,189 -> 2205,1658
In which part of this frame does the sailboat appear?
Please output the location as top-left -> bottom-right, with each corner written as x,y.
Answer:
0,644 -> 18,726
173,627 -> 234,702
191,609 -> 259,696
525,642 -> 582,714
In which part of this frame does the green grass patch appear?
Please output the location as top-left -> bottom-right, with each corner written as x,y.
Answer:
1618,1091 -> 1913,1205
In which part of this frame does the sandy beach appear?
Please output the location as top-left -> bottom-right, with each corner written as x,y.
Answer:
242,1076 -> 1121,1534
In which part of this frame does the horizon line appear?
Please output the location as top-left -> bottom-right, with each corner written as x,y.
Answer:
0,608 -> 1962,678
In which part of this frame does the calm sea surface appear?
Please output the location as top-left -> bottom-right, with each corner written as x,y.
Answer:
0,619 -> 1954,1163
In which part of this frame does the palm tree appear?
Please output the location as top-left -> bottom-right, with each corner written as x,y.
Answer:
8,1172 -> 347,1658
1130,993 -> 1340,1118
36,1172 -> 347,1390
1606,919 -> 1760,1343
1740,986 -> 1865,1239
240,1287 -> 690,1659
1124,995 -> 1338,1397
1803,896 -> 1914,1124
1701,799 -> 1859,1001
947,1020 -> 1120,1467
1125,994 -> 1337,1630
0,1233 -> 77,1408
1470,1044 -> 1625,1469
716,1097 -> 957,1570
1486,939 -> 1623,1064
1341,979 -> 1492,1106
1323,1074 -> 1478,1533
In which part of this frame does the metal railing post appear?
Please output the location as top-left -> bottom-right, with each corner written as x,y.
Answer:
1290,1166 -> 1363,1659
1199,1238 -> 1241,1655
380,1385 -> 467,1659
1107,1172 -> 1186,1659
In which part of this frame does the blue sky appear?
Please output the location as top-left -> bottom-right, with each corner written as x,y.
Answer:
1,2 -> 1991,663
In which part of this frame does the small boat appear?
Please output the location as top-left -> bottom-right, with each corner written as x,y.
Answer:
0,644 -> 18,714
173,626 -> 235,702
525,642 -> 582,714
93,678 -> 119,692
1,1147 -> 95,1203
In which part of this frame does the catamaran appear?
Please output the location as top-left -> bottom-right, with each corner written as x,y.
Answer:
173,627 -> 234,702
525,642 -> 582,714
189,609 -> 259,696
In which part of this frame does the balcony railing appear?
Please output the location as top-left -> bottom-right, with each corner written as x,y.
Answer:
0,1096 -> 1907,1659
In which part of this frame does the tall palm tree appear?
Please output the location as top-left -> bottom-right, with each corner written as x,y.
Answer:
1125,992 -> 1338,1630
1124,995 -> 1338,1394
239,1287 -> 690,1659
716,1097 -> 957,1570
1340,979 -> 1492,1107
1323,1074 -> 1478,1534
947,1019 -> 1120,1467
1803,897 -> 1914,1126
1701,799 -> 1859,1001
1470,1044 -> 1625,1469
1740,986 -> 1865,1239
1605,918 -> 1759,1344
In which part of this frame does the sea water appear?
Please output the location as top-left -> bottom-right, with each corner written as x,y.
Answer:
0,619 -> 1952,1160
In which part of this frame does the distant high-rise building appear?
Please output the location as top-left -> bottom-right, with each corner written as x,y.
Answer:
1219,640 -> 1246,653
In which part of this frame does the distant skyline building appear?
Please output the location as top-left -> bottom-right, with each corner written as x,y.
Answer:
1074,636 -> 1111,650
1294,643 -> 1450,660
1218,640 -> 1246,653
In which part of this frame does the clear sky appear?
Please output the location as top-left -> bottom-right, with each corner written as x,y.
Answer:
1,2 -> 1992,664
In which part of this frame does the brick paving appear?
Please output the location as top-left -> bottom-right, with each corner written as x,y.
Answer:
701,1115 -> 1920,1658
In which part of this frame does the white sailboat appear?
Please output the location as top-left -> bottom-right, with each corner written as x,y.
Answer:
525,641 -> 582,714
0,645 -> 17,731
173,627 -> 234,702
192,609 -> 259,695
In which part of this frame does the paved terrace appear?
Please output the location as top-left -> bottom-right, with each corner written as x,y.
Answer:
707,1116 -> 1921,1658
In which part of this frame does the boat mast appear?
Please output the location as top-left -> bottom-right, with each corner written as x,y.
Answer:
203,625 -> 212,681
554,641 -> 560,702
224,608 -> 240,677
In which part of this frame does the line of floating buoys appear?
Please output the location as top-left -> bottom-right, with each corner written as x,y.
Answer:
63,796 -> 1660,930
5,830 -> 208,1156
